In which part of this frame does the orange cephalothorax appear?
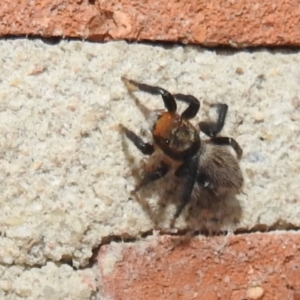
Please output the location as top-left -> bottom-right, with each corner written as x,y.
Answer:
152,112 -> 201,161
152,112 -> 178,138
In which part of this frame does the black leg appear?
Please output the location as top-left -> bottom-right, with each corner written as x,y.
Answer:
208,136 -> 243,159
120,124 -> 154,155
199,103 -> 228,137
121,77 -> 177,113
174,163 -> 186,178
172,154 -> 199,227
173,93 -> 200,120
133,161 -> 169,193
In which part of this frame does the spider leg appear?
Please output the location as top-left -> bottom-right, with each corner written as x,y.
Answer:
121,77 -> 177,113
173,93 -> 200,120
120,124 -> 154,155
172,154 -> 199,227
199,103 -> 228,137
133,161 -> 169,193
207,136 -> 243,159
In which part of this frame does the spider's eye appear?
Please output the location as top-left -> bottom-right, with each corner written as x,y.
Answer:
159,138 -> 170,147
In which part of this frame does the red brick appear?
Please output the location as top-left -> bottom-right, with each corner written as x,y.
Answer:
1,0 -> 300,46
98,233 -> 300,300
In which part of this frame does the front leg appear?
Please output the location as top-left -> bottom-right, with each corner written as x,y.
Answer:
133,161 -> 169,193
120,124 -> 154,155
121,77 -> 177,113
173,93 -> 200,120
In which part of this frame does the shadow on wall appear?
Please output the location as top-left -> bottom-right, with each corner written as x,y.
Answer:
121,130 -> 242,234
130,174 -> 242,234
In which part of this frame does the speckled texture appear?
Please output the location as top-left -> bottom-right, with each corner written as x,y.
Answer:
1,0 -> 300,46
0,263 -> 96,299
0,39 -> 300,297
98,232 -> 300,300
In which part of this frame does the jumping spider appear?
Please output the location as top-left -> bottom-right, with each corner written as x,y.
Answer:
120,77 -> 243,227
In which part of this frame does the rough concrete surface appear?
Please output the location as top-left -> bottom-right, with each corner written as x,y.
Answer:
1,0 -> 300,46
99,232 -> 300,300
0,38 -> 299,298
0,263 -> 96,299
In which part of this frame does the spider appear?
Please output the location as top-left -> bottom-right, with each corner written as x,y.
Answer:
120,77 -> 243,227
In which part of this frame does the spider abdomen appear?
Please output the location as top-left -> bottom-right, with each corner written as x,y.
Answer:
198,143 -> 243,192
